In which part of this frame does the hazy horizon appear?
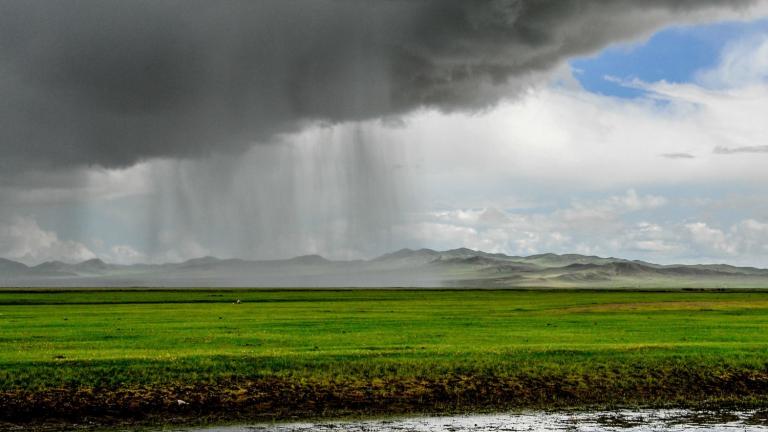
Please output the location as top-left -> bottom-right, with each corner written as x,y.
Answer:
5,246 -> 768,269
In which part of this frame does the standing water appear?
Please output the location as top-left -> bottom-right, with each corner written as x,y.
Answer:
165,409 -> 768,431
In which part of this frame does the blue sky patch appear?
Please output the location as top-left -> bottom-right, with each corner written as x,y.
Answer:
570,18 -> 768,98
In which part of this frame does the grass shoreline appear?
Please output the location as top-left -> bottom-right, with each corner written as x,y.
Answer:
2,288 -> 768,428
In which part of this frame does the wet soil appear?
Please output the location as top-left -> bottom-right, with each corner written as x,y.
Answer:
2,371 -> 768,430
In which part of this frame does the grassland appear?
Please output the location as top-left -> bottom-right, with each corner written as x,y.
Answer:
2,289 -> 768,426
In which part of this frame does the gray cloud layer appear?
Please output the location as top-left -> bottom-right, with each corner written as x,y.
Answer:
0,0 -> 759,171
661,153 -> 696,159
715,145 -> 768,154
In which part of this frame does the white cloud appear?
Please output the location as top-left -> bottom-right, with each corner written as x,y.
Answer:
731,219 -> 768,255
403,80 -> 768,195
697,34 -> 768,88
0,216 -> 209,266
396,201 -> 768,266
398,190 -> 670,258
558,190 -> 667,225
380,27 -> 768,204
633,240 -> 677,253
0,216 -> 96,265
685,222 -> 735,255
104,244 -> 146,265
683,219 -> 768,260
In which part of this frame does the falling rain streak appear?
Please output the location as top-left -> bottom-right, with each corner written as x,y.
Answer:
144,122 -> 412,261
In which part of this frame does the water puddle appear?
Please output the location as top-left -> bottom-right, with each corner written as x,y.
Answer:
164,409 -> 768,431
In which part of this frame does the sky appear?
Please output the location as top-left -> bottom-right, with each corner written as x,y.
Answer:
1,1 -> 768,267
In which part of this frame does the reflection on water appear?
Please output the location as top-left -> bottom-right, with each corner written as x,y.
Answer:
169,409 -> 768,431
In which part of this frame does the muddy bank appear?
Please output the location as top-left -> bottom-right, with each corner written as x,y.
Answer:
3,369 -> 768,430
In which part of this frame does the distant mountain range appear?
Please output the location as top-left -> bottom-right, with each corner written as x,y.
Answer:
2,248 -> 768,288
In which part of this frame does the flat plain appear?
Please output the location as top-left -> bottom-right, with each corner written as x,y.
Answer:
2,289 -> 768,426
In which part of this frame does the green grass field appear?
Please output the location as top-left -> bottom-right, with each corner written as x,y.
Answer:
3,289 -> 768,388
2,289 -> 768,422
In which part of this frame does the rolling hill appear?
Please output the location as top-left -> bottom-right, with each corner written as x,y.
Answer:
1,248 -> 767,288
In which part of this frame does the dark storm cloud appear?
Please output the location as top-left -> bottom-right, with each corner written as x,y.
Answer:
0,0 -> 759,171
